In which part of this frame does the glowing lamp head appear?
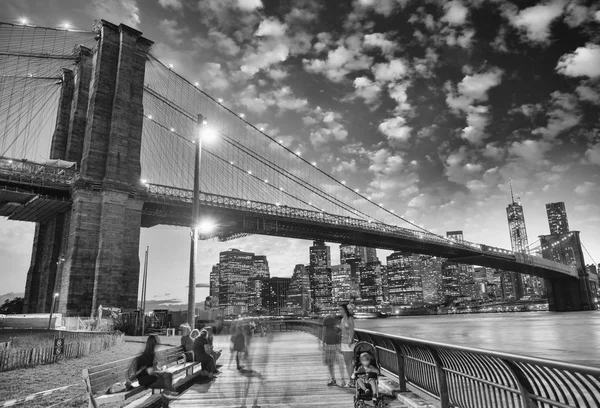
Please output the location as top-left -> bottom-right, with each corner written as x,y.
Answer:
168,63 -> 174,69
217,98 -> 223,103
197,219 -> 216,235
147,114 -> 153,120
62,22 -> 71,30
20,17 -> 28,25
54,293 -> 59,297
194,82 -> 199,86
140,179 -> 148,184
239,113 -> 245,118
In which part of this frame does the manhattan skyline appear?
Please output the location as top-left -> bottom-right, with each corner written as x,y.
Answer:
1,0 -> 599,306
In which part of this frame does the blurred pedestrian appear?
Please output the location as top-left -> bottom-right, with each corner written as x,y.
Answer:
203,326 -> 222,363
339,303 -> 355,386
230,324 -> 246,370
321,314 -> 346,386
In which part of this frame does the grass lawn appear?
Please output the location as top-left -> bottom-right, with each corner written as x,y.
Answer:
0,338 -> 177,408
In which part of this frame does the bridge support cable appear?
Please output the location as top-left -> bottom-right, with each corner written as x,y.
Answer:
142,56 -> 450,234
0,22 -> 96,161
143,67 -> 452,245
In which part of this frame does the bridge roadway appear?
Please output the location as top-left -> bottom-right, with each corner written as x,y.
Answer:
168,330 -> 406,408
0,157 -> 581,281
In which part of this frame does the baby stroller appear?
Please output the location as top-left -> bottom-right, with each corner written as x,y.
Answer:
353,342 -> 385,408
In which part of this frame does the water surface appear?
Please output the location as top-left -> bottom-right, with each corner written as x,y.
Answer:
355,311 -> 600,367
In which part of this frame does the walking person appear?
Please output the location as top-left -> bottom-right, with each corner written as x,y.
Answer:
230,324 -> 246,371
320,314 -> 346,386
339,303 -> 356,387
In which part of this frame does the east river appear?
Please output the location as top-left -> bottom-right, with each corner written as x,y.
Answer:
355,311 -> 600,367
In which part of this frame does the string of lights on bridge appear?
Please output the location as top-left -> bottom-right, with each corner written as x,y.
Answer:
148,59 -> 445,238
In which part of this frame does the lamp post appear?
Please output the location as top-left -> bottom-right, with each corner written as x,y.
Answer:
48,293 -> 59,330
188,114 -> 207,329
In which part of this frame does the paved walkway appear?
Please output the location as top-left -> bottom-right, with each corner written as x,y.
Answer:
169,331 -> 405,407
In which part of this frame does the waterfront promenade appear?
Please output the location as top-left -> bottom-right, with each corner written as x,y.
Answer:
170,331 -> 406,407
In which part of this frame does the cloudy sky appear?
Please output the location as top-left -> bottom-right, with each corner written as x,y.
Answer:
2,0 -> 600,306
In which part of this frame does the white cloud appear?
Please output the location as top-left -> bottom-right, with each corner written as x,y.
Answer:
504,0 -> 567,43
378,117 -> 412,146
159,19 -> 187,45
446,68 -> 503,112
576,84 -> 600,105
366,148 -> 419,202
241,41 -> 289,76
444,147 -> 483,184
353,77 -> 382,105
388,82 -> 412,114
333,159 -> 358,173
563,2 -> 591,27
255,17 -> 287,37
596,10 -> 600,21
237,0 -> 263,11
303,107 -> 348,146
585,143 -> 600,165
532,91 -> 581,139
363,33 -> 397,55
238,85 -> 308,115
303,46 -> 372,82
482,143 -> 505,161
509,103 -> 542,117
197,62 -> 230,91
508,139 -> 553,167
441,1 -> 469,26
159,0 -> 183,10
574,181 -> 596,195
89,0 -> 140,27
267,68 -> 288,81
444,28 -> 475,49
461,106 -> 490,144
208,31 -> 240,56
556,44 -> 600,78
372,59 -> 408,83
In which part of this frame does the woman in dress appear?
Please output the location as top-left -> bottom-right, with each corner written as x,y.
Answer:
339,303 -> 356,387
321,314 -> 346,386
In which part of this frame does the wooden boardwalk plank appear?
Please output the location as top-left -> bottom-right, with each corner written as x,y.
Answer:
169,331 -> 406,408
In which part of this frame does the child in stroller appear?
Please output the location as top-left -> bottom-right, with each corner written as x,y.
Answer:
351,342 -> 385,408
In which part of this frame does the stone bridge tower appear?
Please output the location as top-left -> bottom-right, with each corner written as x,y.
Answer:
23,21 -> 153,316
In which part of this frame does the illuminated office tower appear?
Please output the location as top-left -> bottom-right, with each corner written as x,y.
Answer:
308,240 -> 332,312
546,202 -> 570,235
248,255 -> 270,315
420,256 -> 443,303
359,261 -> 383,305
331,264 -> 354,303
340,245 -> 378,264
286,264 -> 312,314
441,231 -> 475,301
268,277 -> 291,315
386,252 -> 424,306
209,264 -> 220,307
217,249 -> 255,316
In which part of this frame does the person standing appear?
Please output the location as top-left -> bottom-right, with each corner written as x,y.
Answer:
339,303 -> 356,387
320,314 -> 346,386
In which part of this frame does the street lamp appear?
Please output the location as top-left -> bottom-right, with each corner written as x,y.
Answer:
48,293 -> 59,330
188,114 -> 213,329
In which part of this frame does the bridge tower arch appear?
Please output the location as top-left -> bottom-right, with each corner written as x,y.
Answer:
23,21 -> 153,316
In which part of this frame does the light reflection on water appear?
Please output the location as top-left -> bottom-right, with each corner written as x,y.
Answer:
355,311 -> 600,367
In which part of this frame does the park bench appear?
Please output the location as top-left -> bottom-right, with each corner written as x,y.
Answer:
82,345 -> 197,407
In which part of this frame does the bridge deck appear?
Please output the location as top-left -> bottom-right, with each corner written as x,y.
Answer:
169,331 -> 406,407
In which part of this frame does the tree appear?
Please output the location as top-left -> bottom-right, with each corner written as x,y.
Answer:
0,297 -> 24,314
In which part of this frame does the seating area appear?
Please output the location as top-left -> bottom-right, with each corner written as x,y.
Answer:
82,345 -> 198,407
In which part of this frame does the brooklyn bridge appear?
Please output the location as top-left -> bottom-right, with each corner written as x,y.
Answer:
0,20 -> 595,315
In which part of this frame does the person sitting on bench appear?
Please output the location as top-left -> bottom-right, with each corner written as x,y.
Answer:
134,335 -> 176,395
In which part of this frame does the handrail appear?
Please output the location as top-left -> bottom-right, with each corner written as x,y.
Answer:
279,320 -> 600,408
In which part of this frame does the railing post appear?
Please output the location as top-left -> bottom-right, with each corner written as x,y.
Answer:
390,341 -> 408,392
501,359 -> 538,408
427,346 -> 450,408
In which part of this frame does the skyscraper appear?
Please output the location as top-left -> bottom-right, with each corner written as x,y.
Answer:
340,245 -> 378,265
268,277 -> 291,315
308,240 -> 332,312
546,202 -> 570,235
209,264 -> 220,307
359,261 -> 382,305
386,252 -> 424,305
331,264 -> 354,303
217,249 -> 256,315
505,186 -> 527,300
248,255 -> 270,315
286,264 -> 312,314
420,256 -> 443,303
441,231 -> 475,302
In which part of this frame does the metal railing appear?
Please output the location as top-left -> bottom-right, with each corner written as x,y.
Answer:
0,157 -> 76,189
279,321 -> 600,408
